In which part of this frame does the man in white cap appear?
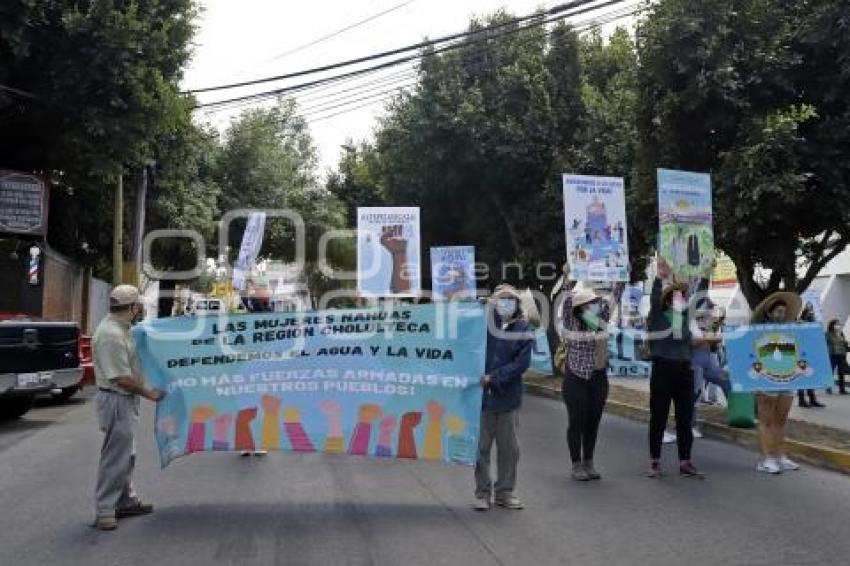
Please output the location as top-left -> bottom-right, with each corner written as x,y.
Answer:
91,284 -> 165,531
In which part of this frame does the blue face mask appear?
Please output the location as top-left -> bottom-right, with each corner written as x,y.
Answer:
495,298 -> 517,318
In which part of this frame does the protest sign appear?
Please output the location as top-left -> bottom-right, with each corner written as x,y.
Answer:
357,207 -> 421,297
657,169 -> 714,279
430,246 -> 476,301
232,212 -> 266,291
562,174 -> 629,281
725,322 -> 832,392
134,304 -> 485,468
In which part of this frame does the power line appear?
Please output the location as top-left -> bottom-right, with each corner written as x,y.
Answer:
196,0 -> 642,118
185,0 -> 617,94
193,0 -> 630,109
268,0 -> 416,62
0,83 -> 41,101
300,80 -> 417,115
300,4 -> 644,123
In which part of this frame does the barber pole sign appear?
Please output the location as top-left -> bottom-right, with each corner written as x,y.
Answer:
28,246 -> 40,286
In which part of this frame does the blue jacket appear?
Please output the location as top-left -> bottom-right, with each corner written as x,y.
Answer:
483,314 -> 533,412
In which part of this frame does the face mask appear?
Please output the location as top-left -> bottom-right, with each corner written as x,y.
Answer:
495,298 -> 517,318
131,304 -> 145,325
583,302 -> 601,317
670,294 -> 686,312
580,310 -> 602,331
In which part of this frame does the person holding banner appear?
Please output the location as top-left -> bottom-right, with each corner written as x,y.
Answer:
646,258 -> 704,479
92,285 -> 165,531
557,263 -> 622,481
475,285 -> 533,511
751,292 -> 803,474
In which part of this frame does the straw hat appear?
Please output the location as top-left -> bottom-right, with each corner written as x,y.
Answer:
751,291 -> 802,323
571,286 -> 599,308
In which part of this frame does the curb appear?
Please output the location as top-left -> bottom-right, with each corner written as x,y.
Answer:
524,381 -> 850,476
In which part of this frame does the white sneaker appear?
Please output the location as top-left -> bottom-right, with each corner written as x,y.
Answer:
662,431 -> 677,444
692,427 -> 704,439
779,456 -> 800,471
757,458 -> 781,474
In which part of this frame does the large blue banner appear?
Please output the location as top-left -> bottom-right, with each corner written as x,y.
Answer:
133,304 -> 486,468
725,323 -> 832,392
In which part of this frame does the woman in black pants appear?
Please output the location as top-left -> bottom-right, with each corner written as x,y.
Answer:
646,258 -> 703,478
558,264 -> 622,481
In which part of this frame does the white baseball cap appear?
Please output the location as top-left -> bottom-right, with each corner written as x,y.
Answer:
110,284 -> 141,307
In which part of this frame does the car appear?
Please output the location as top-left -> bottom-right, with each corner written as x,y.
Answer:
0,314 -> 84,420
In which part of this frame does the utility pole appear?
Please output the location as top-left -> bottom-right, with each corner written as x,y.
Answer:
133,162 -> 152,274
113,172 -> 123,286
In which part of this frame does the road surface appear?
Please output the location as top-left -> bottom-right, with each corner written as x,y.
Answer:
2,391 -> 849,566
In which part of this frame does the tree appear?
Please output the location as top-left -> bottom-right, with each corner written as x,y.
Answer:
0,0 -> 198,272
215,101 -> 348,298
634,0 -> 850,306
326,140 -> 387,227
373,13 -> 574,290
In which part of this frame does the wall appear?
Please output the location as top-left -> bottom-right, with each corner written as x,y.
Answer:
42,247 -> 84,322
87,277 -> 111,334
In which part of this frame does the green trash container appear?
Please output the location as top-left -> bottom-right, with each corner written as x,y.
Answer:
727,391 -> 756,428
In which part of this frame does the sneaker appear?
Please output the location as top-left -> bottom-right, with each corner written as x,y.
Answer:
116,501 -> 154,518
646,460 -> 663,478
495,495 -> 525,510
92,516 -> 118,531
756,458 -> 781,474
810,400 -> 826,408
799,399 -> 810,408
679,461 -> 705,479
583,461 -> 601,481
692,427 -> 704,439
662,431 -> 677,444
572,463 -> 590,481
473,497 -> 491,512
253,450 -> 268,456
240,451 -> 252,458
779,456 -> 800,471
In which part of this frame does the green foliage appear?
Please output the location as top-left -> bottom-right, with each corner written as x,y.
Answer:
216,100 -> 347,270
635,0 -> 850,305
0,0 -> 199,275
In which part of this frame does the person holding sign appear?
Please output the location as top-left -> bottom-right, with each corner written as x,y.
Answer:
751,293 -> 803,475
646,258 -> 704,479
475,285 -> 533,511
556,262 -> 623,481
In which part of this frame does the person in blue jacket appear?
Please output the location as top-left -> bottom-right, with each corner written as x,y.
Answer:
474,284 -> 533,511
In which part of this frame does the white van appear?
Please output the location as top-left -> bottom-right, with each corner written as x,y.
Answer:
186,298 -> 224,316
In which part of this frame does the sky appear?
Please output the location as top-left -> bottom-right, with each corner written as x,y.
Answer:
184,0 -> 639,173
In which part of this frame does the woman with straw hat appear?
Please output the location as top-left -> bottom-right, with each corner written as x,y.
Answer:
750,291 -> 803,474
557,262 -> 623,481
646,258 -> 704,479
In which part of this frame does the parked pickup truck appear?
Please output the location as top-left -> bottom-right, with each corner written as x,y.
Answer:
0,317 -> 83,420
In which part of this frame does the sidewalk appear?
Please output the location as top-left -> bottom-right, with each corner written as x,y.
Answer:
524,372 -> 850,474
610,376 -> 850,435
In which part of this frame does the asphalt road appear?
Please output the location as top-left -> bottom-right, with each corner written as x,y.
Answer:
2,391 -> 849,566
